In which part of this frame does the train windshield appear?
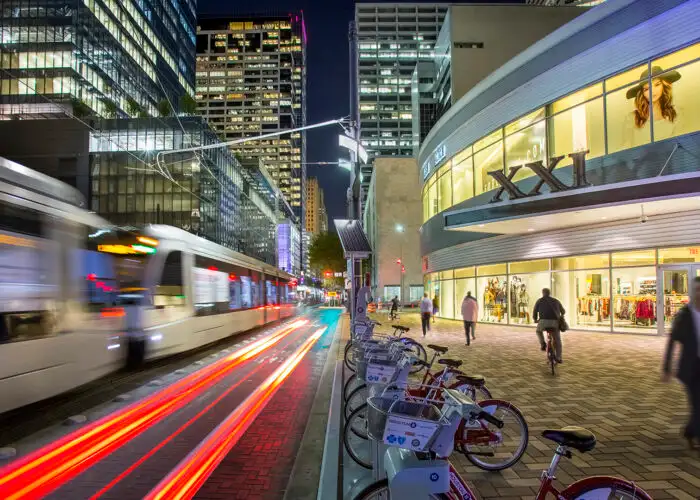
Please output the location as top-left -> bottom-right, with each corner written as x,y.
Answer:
85,229 -> 158,308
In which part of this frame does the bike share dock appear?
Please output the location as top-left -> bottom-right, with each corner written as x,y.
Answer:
318,313 -> 700,499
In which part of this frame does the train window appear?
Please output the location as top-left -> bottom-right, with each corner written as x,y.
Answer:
250,271 -> 261,308
154,251 -> 185,308
0,200 -> 42,236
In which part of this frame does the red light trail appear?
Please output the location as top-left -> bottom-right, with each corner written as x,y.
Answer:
0,320 -> 308,500
145,326 -> 327,500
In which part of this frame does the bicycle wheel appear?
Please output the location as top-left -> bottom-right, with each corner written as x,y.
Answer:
563,477 -> 653,500
459,399 -> 529,472
343,373 -> 361,402
353,479 -> 453,500
451,382 -> 492,402
344,343 -> 360,373
549,349 -> 556,376
343,403 -> 372,469
345,384 -> 368,420
403,339 -> 427,374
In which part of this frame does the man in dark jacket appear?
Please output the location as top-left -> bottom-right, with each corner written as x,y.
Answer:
663,277 -> 700,449
533,288 -> 565,363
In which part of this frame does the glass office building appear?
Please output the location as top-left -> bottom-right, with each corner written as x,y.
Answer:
89,117 -> 278,264
0,0 -> 195,118
420,0 -> 700,335
195,15 -> 306,221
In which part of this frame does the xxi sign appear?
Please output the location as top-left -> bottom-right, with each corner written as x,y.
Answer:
488,151 -> 590,203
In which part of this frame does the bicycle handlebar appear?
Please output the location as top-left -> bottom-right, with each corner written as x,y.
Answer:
476,410 -> 504,429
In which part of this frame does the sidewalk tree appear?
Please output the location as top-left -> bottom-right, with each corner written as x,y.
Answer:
308,232 -> 344,288
179,94 -> 197,115
157,98 -> 172,117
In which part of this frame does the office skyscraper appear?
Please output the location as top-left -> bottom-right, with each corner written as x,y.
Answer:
304,176 -> 326,236
355,3 -> 448,158
195,14 -> 307,221
0,0 -> 196,118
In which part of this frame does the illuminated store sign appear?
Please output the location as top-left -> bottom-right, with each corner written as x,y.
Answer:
488,151 -> 590,203
421,143 -> 447,180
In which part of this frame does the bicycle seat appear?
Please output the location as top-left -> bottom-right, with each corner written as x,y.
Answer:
438,358 -> 463,368
392,325 -> 409,332
455,375 -> 485,387
542,426 -> 596,452
426,344 -> 448,354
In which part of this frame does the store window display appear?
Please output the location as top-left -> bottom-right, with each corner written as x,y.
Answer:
612,267 -> 657,332
478,275 -> 508,322
552,269 -> 611,331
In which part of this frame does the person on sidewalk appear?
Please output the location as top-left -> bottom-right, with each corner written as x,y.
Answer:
663,276 -> 700,450
432,294 -> 439,323
533,288 -> 565,363
420,293 -> 432,336
389,295 -> 399,320
461,291 -> 478,346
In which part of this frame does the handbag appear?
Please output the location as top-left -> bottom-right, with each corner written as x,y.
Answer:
546,299 -> 569,332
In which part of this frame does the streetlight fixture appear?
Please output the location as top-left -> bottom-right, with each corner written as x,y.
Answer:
395,223 -> 405,233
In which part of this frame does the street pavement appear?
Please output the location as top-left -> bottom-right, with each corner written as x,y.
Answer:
2,309 -> 341,500
367,312 -> 698,500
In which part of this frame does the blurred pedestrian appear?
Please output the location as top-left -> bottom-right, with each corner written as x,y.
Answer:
432,294 -> 440,323
420,293 -> 432,336
461,291 -> 478,346
390,295 -> 399,320
663,276 -> 700,450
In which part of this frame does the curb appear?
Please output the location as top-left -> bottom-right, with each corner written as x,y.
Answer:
283,313 -> 344,500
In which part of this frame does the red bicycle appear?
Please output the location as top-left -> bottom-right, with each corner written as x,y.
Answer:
354,425 -> 652,499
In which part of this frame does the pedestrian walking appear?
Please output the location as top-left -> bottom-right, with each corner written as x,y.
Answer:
533,288 -> 565,363
461,291 -> 478,346
432,295 -> 439,322
389,295 -> 399,320
420,293 -> 432,336
663,276 -> 700,450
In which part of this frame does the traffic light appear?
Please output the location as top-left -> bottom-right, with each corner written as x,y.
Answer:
324,271 -> 332,278
401,265 -> 405,273
396,259 -> 402,264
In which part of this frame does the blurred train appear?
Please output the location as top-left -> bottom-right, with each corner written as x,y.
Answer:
0,157 -> 298,414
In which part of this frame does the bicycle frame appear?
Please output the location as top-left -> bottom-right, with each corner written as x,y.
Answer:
448,463 -> 479,500
535,446 -> 653,500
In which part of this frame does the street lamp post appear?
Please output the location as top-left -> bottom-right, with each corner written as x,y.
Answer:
396,224 -> 405,303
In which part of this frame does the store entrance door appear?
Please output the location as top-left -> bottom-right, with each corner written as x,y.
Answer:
656,265 -> 700,334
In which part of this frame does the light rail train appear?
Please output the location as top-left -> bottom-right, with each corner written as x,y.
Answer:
0,157 -> 298,413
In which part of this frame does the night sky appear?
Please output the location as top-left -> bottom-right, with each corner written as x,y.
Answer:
198,0 -> 356,223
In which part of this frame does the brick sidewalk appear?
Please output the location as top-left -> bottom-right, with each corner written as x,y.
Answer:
370,312 -> 699,500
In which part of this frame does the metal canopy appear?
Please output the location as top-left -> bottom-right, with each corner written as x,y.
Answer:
334,219 -> 371,258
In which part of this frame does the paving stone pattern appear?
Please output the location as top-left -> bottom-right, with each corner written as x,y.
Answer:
370,312 -> 700,500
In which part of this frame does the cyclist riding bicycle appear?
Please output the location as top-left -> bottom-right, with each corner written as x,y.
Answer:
533,288 -> 565,364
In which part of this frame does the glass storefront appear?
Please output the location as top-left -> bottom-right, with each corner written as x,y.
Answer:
422,41 -> 700,223
428,245 -> 700,334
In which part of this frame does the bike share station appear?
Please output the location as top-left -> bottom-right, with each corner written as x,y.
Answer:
335,220 -> 502,499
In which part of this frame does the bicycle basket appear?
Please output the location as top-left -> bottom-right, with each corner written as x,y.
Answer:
357,358 -> 399,384
367,397 -> 443,451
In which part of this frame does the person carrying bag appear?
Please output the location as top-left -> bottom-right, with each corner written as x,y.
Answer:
533,288 -> 566,363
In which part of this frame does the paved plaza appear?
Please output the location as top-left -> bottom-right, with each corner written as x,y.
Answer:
366,312 -> 699,500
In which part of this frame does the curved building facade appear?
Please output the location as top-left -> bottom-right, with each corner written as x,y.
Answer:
419,0 -> 700,334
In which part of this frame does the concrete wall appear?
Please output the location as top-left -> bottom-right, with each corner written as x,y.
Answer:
449,5 -> 584,103
373,157 -> 423,303
0,119 -> 91,200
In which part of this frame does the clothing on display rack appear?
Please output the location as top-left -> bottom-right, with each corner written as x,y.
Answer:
577,296 -> 610,321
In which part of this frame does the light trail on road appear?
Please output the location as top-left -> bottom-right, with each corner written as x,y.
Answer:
145,326 -> 328,500
0,320 -> 308,500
